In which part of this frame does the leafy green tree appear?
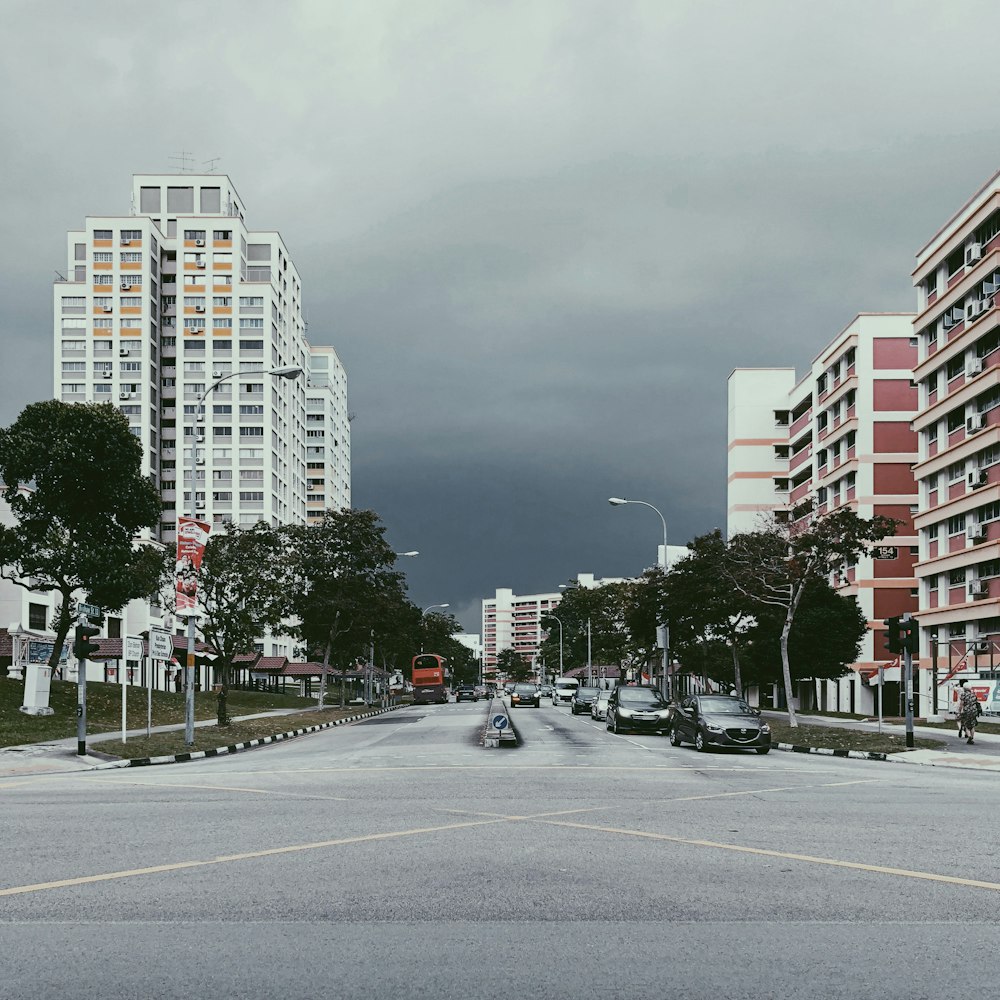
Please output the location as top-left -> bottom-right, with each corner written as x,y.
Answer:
496,646 -> 532,682
537,581 -> 632,674
198,523 -> 294,725
725,502 -> 896,726
0,401 -> 165,673
284,509 -> 406,708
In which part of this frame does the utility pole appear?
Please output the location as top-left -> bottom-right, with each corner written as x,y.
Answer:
903,613 -> 915,749
587,618 -> 592,686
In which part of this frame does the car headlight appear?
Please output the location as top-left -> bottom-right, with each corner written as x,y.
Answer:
705,723 -> 724,733
657,710 -> 671,719
617,708 -> 634,719
760,723 -> 770,734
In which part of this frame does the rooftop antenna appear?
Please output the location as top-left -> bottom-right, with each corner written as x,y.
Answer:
203,156 -> 221,173
168,150 -> 195,173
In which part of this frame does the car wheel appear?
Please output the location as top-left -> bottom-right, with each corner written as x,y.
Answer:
756,746 -> 771,755
695,731 -> 708,752
610,713 -> 618,734
669,726 -> 682,747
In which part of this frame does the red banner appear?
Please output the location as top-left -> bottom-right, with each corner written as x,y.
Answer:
175,516 -> 211,614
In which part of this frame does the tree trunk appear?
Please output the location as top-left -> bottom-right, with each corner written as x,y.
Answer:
47,587 -> 74,675
217,660 -> 231,726
317,636 -> 332,709
731,639 -> 743,696
780,583 -> 805,727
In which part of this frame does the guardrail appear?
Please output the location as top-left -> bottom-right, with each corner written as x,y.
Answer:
483,696 -> 517,747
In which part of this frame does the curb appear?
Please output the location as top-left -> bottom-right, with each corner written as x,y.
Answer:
91,704 -> 403,769
774,741 -> 895,763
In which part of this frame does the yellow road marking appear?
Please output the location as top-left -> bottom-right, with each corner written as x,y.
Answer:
82,777 -> 348,801
0,818 -> 505,898
535,817 -> 1000,892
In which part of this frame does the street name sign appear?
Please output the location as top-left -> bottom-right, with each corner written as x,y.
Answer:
124,636 -> 144,661
150,630 -> 173,660
78,603 -> 103,620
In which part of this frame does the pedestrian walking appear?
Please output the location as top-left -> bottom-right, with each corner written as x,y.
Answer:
174,668 -> 182,694
957,679 -> 980,745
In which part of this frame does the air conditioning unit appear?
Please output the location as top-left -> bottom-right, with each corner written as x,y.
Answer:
102,305 -> 113,313
967,243 -> 983,266
196,412 -> 205,423
195,500 -> 206,509
195,239 -> 205,247
967,413 -> 986,433
195,305 -> 205,313
967,358 -> 983,376
969,468 -> 989,488
196,434 -> 205,443
967,300 -> 983,321
212,369 -> 224,378
196,261 -> 206,269
120,281 -> 131,290
102,371 -> 112,379
119,391 -> 130,400
119,347 -> 130,356
120,237 -> 131,246
969,579 -> 989,597
967,522 -> 987,541
972,638 -> 991,653
196,457 -> 205,466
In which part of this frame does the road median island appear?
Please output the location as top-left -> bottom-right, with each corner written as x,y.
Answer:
90,704 -> 402,766
482,697 -> 517,748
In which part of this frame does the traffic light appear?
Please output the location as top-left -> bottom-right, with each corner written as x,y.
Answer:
900,618 -> 919,655
73,622 -> 101,660
883,616 -> 902,654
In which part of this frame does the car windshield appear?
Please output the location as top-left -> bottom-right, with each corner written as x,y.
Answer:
577,687 -> 599,697
514,684 -> 536,695
699,697 -> 753,714
618,688 -> 667,708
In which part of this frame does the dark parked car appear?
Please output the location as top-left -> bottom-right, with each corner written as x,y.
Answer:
606,686 -> 671,734
510,683 -> 541,708
455,685 -> 479,702
570,686 -> 601,715
669,695 -> 771,753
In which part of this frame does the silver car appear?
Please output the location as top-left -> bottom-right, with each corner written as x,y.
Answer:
591,689 -> 612,721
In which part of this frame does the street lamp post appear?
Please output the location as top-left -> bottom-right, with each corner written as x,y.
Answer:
420,603 -> 449,655
543,612 -> 564,679
609,497 -> 671,701
182,364 -> 303,745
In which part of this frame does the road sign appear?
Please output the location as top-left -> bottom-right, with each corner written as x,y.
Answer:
149,630 -> 173,660
124,636 -> 144,661
78,603 -> 103,620
492,714 -> 508,730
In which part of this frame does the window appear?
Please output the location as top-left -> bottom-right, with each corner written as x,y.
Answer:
239,318 -> 264,328
240,427 -> 264,438
239,405 -> 264,415
120,252 -> 142,263
121,296 -> 141,308
947,409 -> 965,433
93,252 -> 113,263
184,230 -> 206,242
947,355 -> 964,381
213,230 -> 232,241
120,362 -> 141,373
61,362 -> 85,372
167,187 -> 194,212
947,514 -> 967,535
240,448 -> 264,459
949,567 -> 967,586
947,460 -> 965,483
213,296 -> 231,307
93,229 -> 112,240
28,603 -> 48,631
240,491 -> 265,502
120,230 -> 142,241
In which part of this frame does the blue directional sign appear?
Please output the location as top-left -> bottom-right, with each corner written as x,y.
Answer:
492,714 -> 508,730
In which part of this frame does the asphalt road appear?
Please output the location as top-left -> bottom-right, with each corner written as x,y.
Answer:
2,699 -> 999,1000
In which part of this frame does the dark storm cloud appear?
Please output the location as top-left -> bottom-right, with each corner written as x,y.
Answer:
2,0 -> 1000,628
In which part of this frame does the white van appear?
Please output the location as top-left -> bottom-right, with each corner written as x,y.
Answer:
552,677 -> 580,706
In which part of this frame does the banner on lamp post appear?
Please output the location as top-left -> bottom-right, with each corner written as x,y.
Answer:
175,516 -> 211,615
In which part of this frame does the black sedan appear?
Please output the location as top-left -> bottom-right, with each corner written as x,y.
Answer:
570,686 -> 600,715
455,685 -> 479,702
605,686 -> 671,734
510,683 -> 541,708
669,695 -> 771,753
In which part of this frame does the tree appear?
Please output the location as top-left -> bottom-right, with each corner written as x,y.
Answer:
537,581 -> 632,677
0,402 -> 165,673
284,509 -> 406,708
496,647 -> 532,682
725,502 -> 897,726
198,523 -> 294,725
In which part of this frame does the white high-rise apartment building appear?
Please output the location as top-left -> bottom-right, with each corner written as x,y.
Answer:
53,174 -> 350,544
306,346 -> 351,518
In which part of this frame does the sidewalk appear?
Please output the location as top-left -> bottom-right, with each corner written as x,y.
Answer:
0,706 -> 326,779
765,710 -> 1000,772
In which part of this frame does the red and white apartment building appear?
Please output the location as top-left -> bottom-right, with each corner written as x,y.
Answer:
912,168 -> 1000,716
728,313 -> 919,713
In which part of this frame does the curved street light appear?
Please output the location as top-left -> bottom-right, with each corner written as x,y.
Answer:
608,496 -> 671,700
181,364 -> 305,744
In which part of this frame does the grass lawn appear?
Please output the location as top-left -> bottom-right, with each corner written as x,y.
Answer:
765,720 -> 945,753
0,675 -> 325,749
90,706 -> 370,760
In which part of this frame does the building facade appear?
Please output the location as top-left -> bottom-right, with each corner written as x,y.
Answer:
912,168 -> 1000,714
51,173 -> 350,659
728,314 -> 919,711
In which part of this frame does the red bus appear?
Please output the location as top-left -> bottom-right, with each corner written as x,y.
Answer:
412,653 -> 448,704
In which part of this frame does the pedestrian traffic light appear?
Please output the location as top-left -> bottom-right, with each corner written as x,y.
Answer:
73,622 -> 101,660
883,616 -> 902,654
900,618 -> 919,655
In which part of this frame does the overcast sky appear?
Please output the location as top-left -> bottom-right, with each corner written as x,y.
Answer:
2,0 -> 999,630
